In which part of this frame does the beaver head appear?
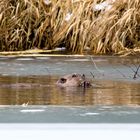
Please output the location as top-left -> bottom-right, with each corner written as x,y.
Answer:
56,73 -> 91,88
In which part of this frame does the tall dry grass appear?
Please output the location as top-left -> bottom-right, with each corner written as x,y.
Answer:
0,0 -> 52,51
52,0 -> 96,53
91,0 -> 140,54
0,0 -> 140,55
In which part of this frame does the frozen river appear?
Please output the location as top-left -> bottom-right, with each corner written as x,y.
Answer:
0,55 -> 140,123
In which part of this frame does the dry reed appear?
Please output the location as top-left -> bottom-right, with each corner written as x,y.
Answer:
91,0 -> 140,54
0,0 -> 140,55
0,0 -> 52,51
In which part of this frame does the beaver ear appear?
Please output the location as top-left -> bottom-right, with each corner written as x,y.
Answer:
60,78 -> 67,83
82,74 -> 85,79
72,74 -> 77,77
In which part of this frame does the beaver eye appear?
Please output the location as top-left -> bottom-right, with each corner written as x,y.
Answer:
72,74 -> 77,77
60,78 -> 67,83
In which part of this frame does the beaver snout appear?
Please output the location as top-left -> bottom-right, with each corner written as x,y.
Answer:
56,73 -> 91,88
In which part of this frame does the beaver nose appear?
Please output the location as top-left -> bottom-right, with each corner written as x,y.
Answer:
60,78 -> 67,83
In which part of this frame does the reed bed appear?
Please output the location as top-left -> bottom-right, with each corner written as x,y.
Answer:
91,0 -> 140,54
0,0 -> 140,55
0,0 -> 51,51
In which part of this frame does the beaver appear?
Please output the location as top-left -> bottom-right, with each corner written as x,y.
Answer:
56,73 -> 91,88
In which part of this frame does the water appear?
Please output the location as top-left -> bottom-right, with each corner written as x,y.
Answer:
0,105 -> 140,123
0,56 -> 140,123
0,75 -> 140,106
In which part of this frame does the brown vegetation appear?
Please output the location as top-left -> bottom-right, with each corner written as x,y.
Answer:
0,0 -> 140,55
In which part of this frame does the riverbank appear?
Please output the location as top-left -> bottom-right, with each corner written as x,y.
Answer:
1,0 -> 140,55
0,49 -> 140,57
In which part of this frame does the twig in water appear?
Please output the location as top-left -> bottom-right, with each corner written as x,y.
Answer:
45,67 -> 51,76
89,56 -> 104,76
123,63 -> 140,78
133,64 -> 140,79
90,72 -> 95,79
112,66 -> 127,78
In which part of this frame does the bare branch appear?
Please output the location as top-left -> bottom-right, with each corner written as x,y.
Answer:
90,72 -> 95,79
112,66 -> 127,78
133,64 -> 140,79
89,56 -> 104,76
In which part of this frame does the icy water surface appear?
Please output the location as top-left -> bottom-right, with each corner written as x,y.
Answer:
0,56 -> 140,123
0,105 -> 140,123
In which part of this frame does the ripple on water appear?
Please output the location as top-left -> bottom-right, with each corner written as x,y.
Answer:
65,59 -> 108,62
36,57 -> 50,60
16,58 -> 35,61
65,59 -> 89,62
20,109 -> 45,113
111,111 -> 139,115
80,112 -> 100,116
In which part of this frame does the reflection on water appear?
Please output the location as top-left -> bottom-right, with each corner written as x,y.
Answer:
0,75 -> 140,106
